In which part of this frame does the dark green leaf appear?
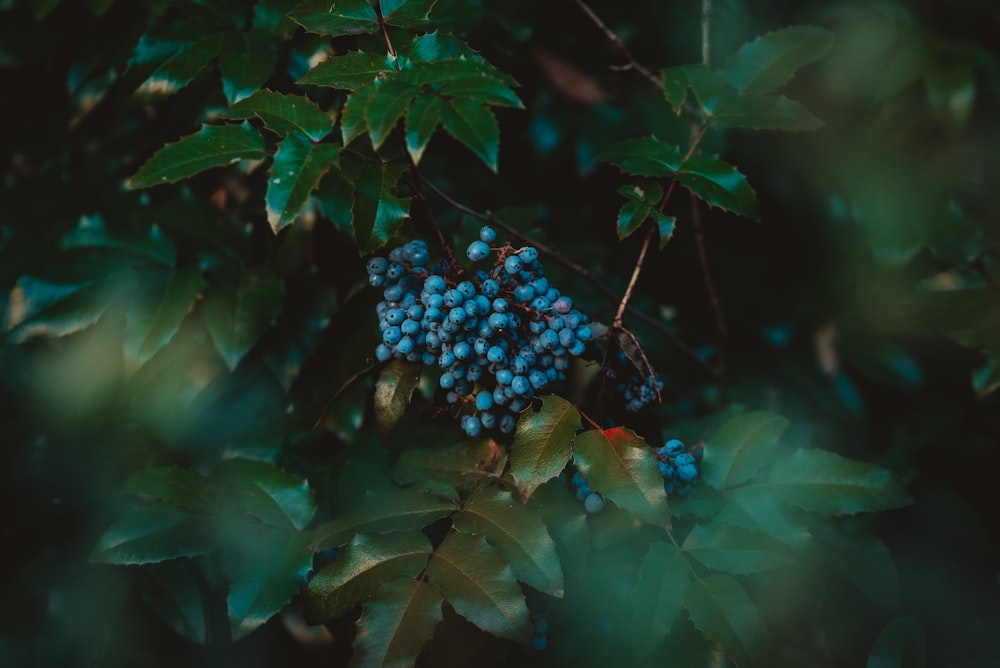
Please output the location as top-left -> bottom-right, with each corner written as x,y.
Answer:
426,531 -> 530,643
711,94 -> 824,131
615,180 -> 663,241
713,487 -> 811,548
631,541 -> 692,659
201,266 -> 285,370
722,25 -> 835,95
123,266 -> 205,375
352,579 -> 444,668
527,478 -> 590,577
404,31 -> 486,64
265,134 -> 340,233
455,487 -> 564,597
212,458 -> 317,531
677,154 -> 759,221
702,412 -> 789,491
379,0 -> 438,26
219,29 -> 277,104
228,531 -> 313,640
868,617 -> 926,668
341,85 -> 376,146
307,486 -> 458,552
656,214 -> 676,249
143,561 -> 208,645
602,137 -> 684,177
662,64 -> 728,114
290,0 -> 379,36
346,155 -> 411,252
366,79 -> 421,150
3,275 -> 128,343
121,465 -> 216,514
130,123 -> 268,188
683,574 -> 770,668
768,448 -> 910,516
59,215 -> 176,266
298,51 -> 393,91
135,35 -> 223,98
810,529 -> 899,607
374,359 -> 424,436
303,531 -> 431,624
439,99 -> 500,172
392,439 -> 506,493
573,427 -> 671,528
508,396 -> 579,502
405,94 -> 445,164
682,523 -> 795,575
220,90 -> 334,141
91,505 -> 213,565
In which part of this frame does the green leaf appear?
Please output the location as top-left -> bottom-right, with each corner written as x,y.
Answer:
810,529 -> 899,607
713,486 -> 811,548
352,579 -> 444,668
123,266 -> 206,375
90,505 -> 212,565
405,94 -> 445,164
684,574 -> 770,668
220,90 -> 334,142
426,531 -> 531,643
392,439 -> 506,493
573,427 -> 671,528
508,396 -> 579,502
868,617 -> 926,668
121,465 -> 216,514
662,64 -> 728,114
143,561 -> 208,645
455,487 -> 564,597
379,0 -> 438,26
265,134 -> 341,233
201,266 -> 285,370
710,94 -> 824,131
59,214 -> 176,266
702,412 -> 789,491
4,275 -> 127,343
682,523 -> 795,575
290,0 -> 379,36
298,51 -> 393,91
527,479 -> 590,577
677,154 -> 759,221
656,214 -> 676,249
768,448 -> 910,516
219,29 -> 277,104
130,123 -> 268,188
346,154 -> 411,252
303,531 -> 432,624
439,99 -> 500,172
374,359 -> 424,436
631,541 -> 692,659
212,458 -> 317,531
366,79 -> 421,150
616,181 -> 663,241
307,486 -> 458,552
602,137 -> 684,177
135,35 -> 223,98
228,530 -> 313,640
341,85 -> 376,146
722,25 -> 835,95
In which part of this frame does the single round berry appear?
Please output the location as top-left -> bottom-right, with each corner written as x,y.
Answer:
467,240 -> 490,261
584,493 -> 605,514
480,226 -> 497,243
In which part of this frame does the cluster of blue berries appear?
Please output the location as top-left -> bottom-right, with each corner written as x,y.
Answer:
570,469 -> 606,514
605,351 -> 663,412
656,438 -> 700,496
528,611 -> 548,651
366,227 -> 594,436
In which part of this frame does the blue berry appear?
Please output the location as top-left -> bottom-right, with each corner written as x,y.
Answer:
480,226 -> 497,243
584,493 -> 605,514
467,240 -> 490,261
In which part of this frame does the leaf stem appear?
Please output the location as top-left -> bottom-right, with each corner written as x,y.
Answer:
573,0 -> 663,90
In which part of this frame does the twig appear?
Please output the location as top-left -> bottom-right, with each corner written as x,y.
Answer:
701,0 -> 713,66
573,0 -> 663,90
612,228 -> 653,329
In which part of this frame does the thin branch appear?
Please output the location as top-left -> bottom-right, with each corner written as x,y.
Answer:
573,0 -> 663,90
690,192 -> 727,402
701,0 -> 713,66
612,228 -> 653,329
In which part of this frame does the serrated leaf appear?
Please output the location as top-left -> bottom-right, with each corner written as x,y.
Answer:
711,94 -> 824,131
367,79 -> 421,150
677,154 -> 759,221
455,487 -> 564,597
201,266 -> 285,370
220,90 -> 334,141
682,523 -> 794,575
353,578 -> 444,668
265,134 -> 340,233
722,25 -> 835,95
379,0 -> 437,26
868,616 -> 926,668
662,64 -> 728,114
219,29 -> 277,104
3,275 -> 125,343
702,412 -> 789,491
374,359 -> 423,436
228,530 -> 313,640
303,531 -> 432,624
299,51 -> 393,91
508,396 -> 579,502
392,439 -> 506,493
347,155 -> 411,252
136,35 -> 223,98
616,180 -> 663,241
602,137 -> 684,177
212,458 -> 316,531
439,99 -> 500,172
123,266 -> 205,374
573,427 -> 671,528
768,448 -> 910,516
405,94 -> 445,164
290,0 -> 379,36
130,123 -> 268,188
90,505 -> 213,565
527,478 -> 590,577
342,85 -> 376,146
121,465 -> 217,514
426,531 -> 530,643
308,486 -> 458,552
632,541 -> 692,659
656,214 -> 676,249
713,487 -> 811,548
404,31 -> 485,64
684,574 -> 770,668
59,215 -> 176,266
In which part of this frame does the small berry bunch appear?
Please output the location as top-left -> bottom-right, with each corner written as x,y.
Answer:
570,469 -> 606,514
366,227 -> 594,436
656,438 -> 700,496
604,351 -> 663,412
528,611 -> 548,651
